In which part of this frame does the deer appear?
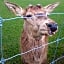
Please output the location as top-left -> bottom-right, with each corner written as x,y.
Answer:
4,1 -> 59,64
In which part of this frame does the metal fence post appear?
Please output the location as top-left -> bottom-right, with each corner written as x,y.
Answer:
0,17 -> 5,64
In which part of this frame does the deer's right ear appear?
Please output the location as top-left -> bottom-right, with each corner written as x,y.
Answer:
4,1 -> 25,16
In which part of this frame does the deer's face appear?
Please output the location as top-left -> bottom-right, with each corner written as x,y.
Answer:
24,5 -> 58,38
5,1 -> 59,38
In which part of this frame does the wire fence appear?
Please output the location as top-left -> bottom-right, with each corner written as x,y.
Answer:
0,12 -> 64,64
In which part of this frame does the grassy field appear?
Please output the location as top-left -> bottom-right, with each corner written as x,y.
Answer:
0,0 -> 64,64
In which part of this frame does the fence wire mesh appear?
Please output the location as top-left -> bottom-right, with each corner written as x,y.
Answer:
0,12 -> 64,64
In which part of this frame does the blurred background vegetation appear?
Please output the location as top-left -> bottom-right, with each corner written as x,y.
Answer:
0,0 -> 64,64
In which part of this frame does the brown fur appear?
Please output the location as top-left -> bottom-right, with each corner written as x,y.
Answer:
21,30 -> 48,64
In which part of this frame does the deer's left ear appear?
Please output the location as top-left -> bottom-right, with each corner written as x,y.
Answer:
44,2 -> 60,15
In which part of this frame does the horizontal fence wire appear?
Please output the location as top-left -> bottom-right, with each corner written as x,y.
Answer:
50,56 -> 64,64
50,12 -> 64,15
2,12 -> 64,21
0,37 -> 64,63
0,12 -> 64,64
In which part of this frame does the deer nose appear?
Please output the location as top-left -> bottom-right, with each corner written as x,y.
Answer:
47,23 -> 58,32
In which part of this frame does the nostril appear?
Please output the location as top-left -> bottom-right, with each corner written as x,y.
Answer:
50,26 -> 57,32
50,24 -> 58,32
46,23 -> 52,27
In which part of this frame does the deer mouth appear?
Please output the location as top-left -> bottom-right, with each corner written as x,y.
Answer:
48,27 -> 58,36
46,23 -> 58,36
48,30 -> 55,35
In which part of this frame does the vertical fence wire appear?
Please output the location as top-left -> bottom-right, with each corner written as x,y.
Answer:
50,38 -> 60,64
0,17 -> 5,64
51,19 -> 64,64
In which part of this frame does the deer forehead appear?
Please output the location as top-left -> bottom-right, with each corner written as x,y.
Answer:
25,5 -> 45,14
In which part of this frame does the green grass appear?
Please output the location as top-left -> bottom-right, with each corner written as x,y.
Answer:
0,0 -> 64,64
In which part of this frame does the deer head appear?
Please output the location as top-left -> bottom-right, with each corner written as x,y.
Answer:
4,1 -> 59,39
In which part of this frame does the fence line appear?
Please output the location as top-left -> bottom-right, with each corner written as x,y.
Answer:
51,21 -> 64,64
4,37 -> 64,61
2,12 -> 64,21
50,12 -> 64,15
0,37 -> 64,63
0,12 -> 64,64
0,17 -> 4,64
50,56 -> 64,64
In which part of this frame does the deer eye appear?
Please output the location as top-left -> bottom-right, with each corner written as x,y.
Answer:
37,13 -> 43,15
35,13 -> 45,17
26,15 -> 32,17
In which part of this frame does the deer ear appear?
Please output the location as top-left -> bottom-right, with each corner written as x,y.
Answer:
4,1 -> 25,16
44,2 -> 59,15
